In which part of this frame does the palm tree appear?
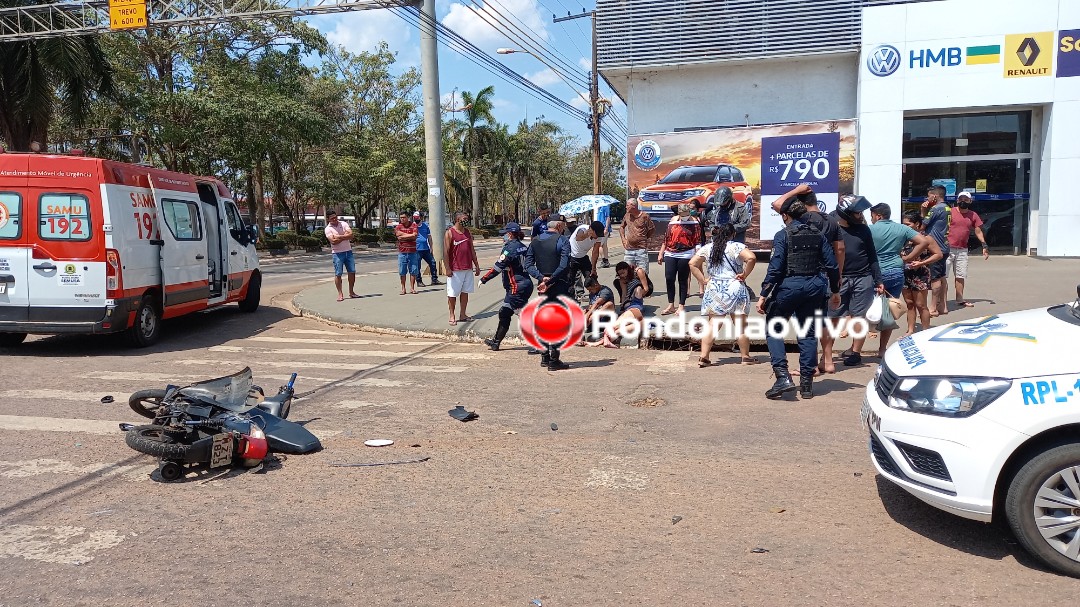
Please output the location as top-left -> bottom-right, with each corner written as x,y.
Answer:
454,86 -> 495,224
0,33 -> 114,150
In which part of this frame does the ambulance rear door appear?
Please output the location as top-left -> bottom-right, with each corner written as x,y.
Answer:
0,154 -> 29,323
24,188 -> 108,322
153,191 -> 209,318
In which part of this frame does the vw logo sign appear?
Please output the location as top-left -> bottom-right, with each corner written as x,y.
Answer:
866,45 -> 901,77
634,139 -> 661,170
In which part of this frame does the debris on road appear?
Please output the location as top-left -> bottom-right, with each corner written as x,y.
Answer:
550,423 -> 558,431
671,515 -> 683,525
768,507 -> 786,513
853,472 -> 863,477
629,396 -> 665,408
504,431 -> 518,435
750,547 -> 769,554
330,457 -> 431,468
100,395 -> 114,404
364,439 -> 394,447
448,406 -> 479,422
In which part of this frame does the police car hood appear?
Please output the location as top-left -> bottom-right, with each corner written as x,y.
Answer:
883,305 -> 1080,379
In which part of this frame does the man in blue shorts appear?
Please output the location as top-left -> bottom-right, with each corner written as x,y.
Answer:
413,210 -> 442,286
324,210 -> 359,301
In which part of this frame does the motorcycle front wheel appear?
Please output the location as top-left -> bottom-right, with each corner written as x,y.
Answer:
128,389 -> 168,419
125,425 -> 196,460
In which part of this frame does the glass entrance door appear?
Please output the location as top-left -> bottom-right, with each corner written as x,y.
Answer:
901,158 -> 1030,253
901,110 -> 1033,255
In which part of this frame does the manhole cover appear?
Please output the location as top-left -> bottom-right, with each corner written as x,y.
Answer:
629,396 -> 665,408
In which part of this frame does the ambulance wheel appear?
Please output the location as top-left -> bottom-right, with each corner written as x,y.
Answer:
238,273 -> 261,313
0,332 -> 27,347
127,296 -> 161,347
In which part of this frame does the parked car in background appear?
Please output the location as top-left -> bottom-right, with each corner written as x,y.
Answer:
637,165 -> 753,254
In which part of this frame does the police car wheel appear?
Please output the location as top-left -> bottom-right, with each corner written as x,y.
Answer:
1005,443 -> 1080,578
0,332 -> 27,347
127,296 -> 161,348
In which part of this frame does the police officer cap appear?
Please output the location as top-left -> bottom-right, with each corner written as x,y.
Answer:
499,221 -> 522,234
547,213 -> 566,223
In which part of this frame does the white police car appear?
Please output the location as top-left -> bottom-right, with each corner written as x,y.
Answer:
864,289 -> 1080,576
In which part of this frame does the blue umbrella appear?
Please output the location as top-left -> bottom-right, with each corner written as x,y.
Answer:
559,194 -> 619,217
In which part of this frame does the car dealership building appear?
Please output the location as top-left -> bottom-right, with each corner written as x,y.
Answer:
597,0 -> 1080,255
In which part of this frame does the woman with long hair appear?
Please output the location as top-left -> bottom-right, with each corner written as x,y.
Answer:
689,223 -> 759,367
657,203 -> 702,315
593,261 -> 646,348
901,210 -> 944,336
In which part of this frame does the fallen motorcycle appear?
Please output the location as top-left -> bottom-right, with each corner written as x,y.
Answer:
121,367 -> 321,481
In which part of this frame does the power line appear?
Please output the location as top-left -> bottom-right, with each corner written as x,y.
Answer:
477,0 -> 588,84
460,0 -> 588,90
385,3 -> 587,125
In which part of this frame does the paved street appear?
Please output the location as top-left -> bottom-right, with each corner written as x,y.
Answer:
0,254 -> 1077,605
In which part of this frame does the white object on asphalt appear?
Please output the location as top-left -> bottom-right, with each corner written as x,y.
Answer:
364,439 -> 394,447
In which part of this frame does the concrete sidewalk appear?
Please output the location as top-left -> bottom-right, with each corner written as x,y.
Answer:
293,246 -> 1080,348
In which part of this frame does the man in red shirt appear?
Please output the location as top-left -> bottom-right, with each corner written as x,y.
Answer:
946,191 -> 989,308
444,211 -> 480,325
395,212 -> 420,295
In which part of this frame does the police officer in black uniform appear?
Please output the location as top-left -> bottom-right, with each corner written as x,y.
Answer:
479,222 -> 533,351
757,198 -> 840,400
524,213 -> 572,370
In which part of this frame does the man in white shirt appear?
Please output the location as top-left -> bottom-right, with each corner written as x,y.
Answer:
569,220 -> 605,297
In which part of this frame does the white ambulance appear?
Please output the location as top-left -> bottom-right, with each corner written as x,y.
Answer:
0,152 -> 261,347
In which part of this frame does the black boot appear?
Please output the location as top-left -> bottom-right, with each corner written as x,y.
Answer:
766,371 -> 797,399
483,338 -> 500,351
547,349 -> 569,371
799,374 -> 814,399
541,350 -> 551,367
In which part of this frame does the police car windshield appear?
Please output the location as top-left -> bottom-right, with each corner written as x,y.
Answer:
659,167 -> 717,184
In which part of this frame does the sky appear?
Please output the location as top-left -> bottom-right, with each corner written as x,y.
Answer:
304,0 -> 627,151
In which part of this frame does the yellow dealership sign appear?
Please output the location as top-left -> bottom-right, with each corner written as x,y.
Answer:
1004,32 -> 1053,78
109,0 -> 147,30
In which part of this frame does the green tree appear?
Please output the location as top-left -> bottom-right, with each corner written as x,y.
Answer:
447,86 -> 496,224
0,34 -> 114,150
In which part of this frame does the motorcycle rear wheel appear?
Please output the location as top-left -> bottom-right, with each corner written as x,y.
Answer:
128,389 -> 168,419
125,425 -> 196,460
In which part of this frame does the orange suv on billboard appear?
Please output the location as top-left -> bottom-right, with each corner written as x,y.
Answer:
637,164 -> 754,252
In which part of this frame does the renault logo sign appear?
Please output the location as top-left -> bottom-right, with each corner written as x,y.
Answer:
1017,37 -> 1040,66
867,45 -> 901,77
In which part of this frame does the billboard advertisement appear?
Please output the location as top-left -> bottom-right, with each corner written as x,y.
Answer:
627,120 -> 856,250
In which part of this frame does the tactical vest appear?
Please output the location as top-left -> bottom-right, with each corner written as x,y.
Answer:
532,234 -> 561,276
785,222 -> 823,277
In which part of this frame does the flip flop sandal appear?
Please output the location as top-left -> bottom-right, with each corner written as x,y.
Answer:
740,358 -> 760,365
843,352 -> 862,366
698,358 -> 712,368
337,295 -> 344,302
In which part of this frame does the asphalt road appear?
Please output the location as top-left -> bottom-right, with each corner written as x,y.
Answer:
0,254 -> 1071,606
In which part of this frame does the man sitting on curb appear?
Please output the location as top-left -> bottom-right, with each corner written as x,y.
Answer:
579,277 -> 616,345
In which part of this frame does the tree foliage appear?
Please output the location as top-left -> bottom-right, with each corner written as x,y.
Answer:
14,18 -> 626,229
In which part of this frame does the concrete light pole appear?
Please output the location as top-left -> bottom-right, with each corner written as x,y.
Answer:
419,0 -> 447,265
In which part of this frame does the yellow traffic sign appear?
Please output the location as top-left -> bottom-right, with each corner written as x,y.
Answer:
109,0 -> 146,30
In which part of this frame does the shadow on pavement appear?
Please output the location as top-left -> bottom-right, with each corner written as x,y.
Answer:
874,475 -> 1049,572
0,304 -> 294,358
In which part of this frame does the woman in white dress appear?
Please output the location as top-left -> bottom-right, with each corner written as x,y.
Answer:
689,223 -> 759,367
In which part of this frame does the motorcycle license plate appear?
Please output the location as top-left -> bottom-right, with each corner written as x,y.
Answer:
210,433 -> 233,468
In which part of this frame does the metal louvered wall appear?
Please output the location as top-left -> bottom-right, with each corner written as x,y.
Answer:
596,0 -> 943,70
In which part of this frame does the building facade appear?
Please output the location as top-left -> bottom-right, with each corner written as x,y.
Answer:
599,0 -> 1080,255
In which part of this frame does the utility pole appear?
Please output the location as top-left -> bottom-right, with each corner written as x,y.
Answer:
554,9 -> 601,196
419,0 -> 447,268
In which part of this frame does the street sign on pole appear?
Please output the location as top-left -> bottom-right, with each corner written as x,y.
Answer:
109,0 -> 147,30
